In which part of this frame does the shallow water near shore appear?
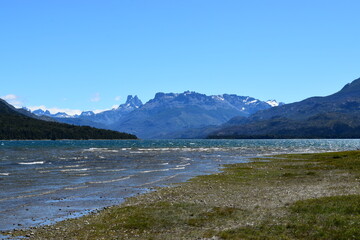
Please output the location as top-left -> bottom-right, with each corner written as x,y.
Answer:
0,139 -> 359,232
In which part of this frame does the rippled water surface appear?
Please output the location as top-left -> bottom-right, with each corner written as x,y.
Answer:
0,139 -> 359,231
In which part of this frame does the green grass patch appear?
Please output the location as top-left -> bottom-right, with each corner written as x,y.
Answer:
217,195 -> 360,240
187,206 -> 238,227
277,151 -> 360,172
25,202 -> 247,239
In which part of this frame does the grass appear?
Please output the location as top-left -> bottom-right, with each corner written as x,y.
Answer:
9,150 -> 360,239
218,195 -> 360,240
14,202 -> 248,239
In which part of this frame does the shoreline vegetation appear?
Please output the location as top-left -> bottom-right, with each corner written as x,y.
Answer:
6,150 -> 360,239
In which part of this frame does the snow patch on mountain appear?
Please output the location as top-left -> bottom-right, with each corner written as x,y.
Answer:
266,100 -> 282,107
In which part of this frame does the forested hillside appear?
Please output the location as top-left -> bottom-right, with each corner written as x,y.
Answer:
0,99 -> 137,140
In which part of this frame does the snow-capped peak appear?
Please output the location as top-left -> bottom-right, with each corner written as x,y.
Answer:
80,111 -> 95,117
266,100 -> 280,107
53,112 -> 72,118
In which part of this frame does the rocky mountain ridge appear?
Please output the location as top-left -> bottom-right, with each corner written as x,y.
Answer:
209,77 -> 360,139
32,92 -> 282,139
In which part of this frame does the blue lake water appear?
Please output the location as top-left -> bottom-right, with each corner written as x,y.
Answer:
0,139 -> 359,232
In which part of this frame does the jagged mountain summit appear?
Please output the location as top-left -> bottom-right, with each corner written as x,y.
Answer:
209,77 -> 360,139
119,95 -> 143,110
109,91 -> 282,138
33,109 -> 52,116
33,92 -> 281,139
33,109 -> 73,118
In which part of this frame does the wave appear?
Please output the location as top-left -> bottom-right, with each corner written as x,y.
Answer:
96,169 -> 126,173
18,161 -> 45,165
0,189 -> 58,202
60,168 -> 89,172
64,186 -> 89,190
88,175 -> 133,184
171,167 -> 185,170
83,148 -> 119,153
139,174 -> 181,186
140,169 -> 170,173
63,165 -> 82,168
141,166 -> 186,174
176,163 -> 191,168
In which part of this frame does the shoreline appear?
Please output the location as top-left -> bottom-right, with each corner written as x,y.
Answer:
4,150 -> 360,239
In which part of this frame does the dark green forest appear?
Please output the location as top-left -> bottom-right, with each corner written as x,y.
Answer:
0,100 -> 137,140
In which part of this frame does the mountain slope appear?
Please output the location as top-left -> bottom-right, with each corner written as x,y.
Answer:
248,78 -> 360,121
209,78 -> 360,139
110,91 -> 280,139
0,99 -> 137,140
39,92 -> 280,139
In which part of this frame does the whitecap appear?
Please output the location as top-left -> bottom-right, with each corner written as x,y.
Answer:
171,167 -> 186,170
60,168 -> 89,172
140,169 -> 170,173
97,169 -> 126,172
176,163 -> 190,168
0,173 -> 9,176
63,165 -> 81,168
83,148 -> 118,153
18,161 -> 45,165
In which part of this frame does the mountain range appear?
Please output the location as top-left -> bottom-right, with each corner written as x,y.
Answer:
4,77 -> 360,139
209,77 -> 360,139
32,92 -> 282,139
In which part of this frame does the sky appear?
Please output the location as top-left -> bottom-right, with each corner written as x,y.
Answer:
1,0 -> 359,115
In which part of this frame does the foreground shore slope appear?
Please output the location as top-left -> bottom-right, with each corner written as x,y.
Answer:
8,150 -> 360,239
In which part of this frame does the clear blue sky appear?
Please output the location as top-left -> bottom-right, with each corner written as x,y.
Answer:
1,0 -> 359,114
